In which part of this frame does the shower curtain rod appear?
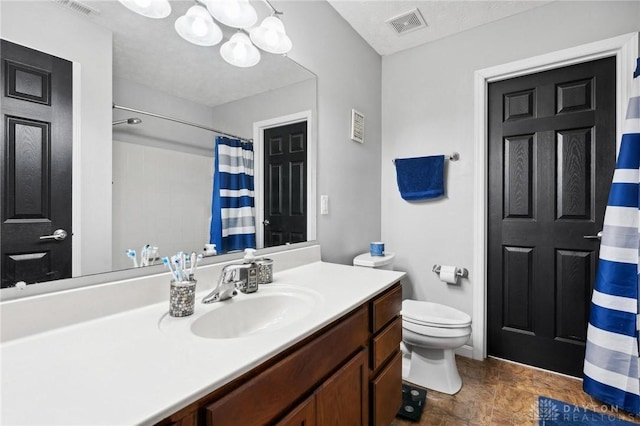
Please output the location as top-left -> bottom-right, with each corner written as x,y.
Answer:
112,104 -> 253,142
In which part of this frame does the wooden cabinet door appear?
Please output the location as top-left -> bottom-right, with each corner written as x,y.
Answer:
371,351 -> 402,426
316,349 -> 368,426
276,395 -> 315,426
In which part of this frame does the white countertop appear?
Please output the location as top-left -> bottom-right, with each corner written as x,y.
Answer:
0,261 -> 405,426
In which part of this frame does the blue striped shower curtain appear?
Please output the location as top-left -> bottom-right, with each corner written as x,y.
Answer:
583,58 -> 640,415
210,136 -> 256,254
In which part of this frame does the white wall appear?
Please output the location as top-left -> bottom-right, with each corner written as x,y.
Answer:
210,78 -> 316,139
112,142 -> 213,270
111,78 -> 222,269
0,1 -> 113,276
276,0 -> 383,264
381,1 -> 640,351
113,77 -> 216,157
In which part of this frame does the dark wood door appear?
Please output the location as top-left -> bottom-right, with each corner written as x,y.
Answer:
263,121 -> 307,247
1,40 -> 73,288
487,57 -> 616,376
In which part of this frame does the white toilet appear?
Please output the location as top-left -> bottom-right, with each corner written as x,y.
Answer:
353,252 -> 472,395
401,299 -> 471,395
353,252 -> 396,270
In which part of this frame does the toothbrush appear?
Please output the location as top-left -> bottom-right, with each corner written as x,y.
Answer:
180,251 -> 186,273
173,256 -> 183,281
140,245 -> 146,267
141,244 -> 150,267
162,257 -> 178,281
189,252 -> 197,276
126,249 -> 138,268
147,246 -> 159,265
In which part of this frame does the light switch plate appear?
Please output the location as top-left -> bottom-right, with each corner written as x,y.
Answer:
320,195 -> 329,215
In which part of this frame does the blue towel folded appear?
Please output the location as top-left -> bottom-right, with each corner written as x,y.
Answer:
394,155 -> 445,200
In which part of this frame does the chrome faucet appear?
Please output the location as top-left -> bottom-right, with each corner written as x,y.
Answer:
202,263 -> 254,303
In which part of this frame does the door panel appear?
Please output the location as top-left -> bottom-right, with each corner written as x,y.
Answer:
488,57 -> 616,376
264,121 -> 307,247
7,118 -> 51,219
1,40 -> 72,288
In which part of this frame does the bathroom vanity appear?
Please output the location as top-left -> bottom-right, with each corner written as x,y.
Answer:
0,245 -> 405,426
159,282 -> 402,426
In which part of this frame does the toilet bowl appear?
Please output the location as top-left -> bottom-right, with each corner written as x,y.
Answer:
351,252 -> 471,394
401,299 -> 471,395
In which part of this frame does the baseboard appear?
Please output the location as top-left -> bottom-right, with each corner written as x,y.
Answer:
454,344 -> 474,359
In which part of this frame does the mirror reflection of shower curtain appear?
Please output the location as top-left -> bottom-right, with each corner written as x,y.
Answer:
210,136 -> 256,254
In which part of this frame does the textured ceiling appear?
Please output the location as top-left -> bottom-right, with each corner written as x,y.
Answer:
327,0 -> 554,56
77,1 -> 313,108
64,0 -> 554,107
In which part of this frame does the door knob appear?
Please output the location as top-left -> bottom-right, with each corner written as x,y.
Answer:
263,219 -> 270,226
583,231 -> 603,240
39,229 -> 67,241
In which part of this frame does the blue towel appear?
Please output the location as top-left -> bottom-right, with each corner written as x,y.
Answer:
394,155 -> 445,200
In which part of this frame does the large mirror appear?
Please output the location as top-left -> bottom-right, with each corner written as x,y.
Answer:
0,0 -> 317,297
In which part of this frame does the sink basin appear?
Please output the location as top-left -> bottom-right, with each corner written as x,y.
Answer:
188,288 -> 319,339
158,285 -> 322,340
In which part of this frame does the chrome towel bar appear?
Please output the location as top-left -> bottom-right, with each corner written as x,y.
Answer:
392,152 -> 459,165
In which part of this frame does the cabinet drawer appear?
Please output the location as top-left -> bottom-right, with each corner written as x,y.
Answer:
371,351 -> 402,426
204,306 -> 369,426
371,316 -> 402,371
371,284 -> 402,333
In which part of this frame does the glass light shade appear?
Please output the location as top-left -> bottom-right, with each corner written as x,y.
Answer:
205,0 -> 257,29
220,32 -> 261,68
117,0 -> 171,19
249,16 -> 292,54
175,5 -> 223,46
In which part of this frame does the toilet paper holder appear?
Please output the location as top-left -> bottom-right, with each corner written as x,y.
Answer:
432,264 -> 468,278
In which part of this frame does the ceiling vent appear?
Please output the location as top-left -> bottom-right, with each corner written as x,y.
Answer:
350,109 -> 365,143
54,0 -> 100,17
386,8 -> 426,36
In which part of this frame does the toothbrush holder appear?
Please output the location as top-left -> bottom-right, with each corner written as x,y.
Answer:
169,277 -> 197,317
256,258 -> 274,284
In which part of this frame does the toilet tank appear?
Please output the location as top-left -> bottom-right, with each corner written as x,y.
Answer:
353,252 -> 395,270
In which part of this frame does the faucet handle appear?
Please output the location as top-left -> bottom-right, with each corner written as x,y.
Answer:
221,266 -> 239,283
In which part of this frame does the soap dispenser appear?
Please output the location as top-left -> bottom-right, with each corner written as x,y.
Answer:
238,248 -> 259,294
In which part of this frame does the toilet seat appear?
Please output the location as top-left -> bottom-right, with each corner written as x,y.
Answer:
403,319 -> 471,338
402,300 -> 471,328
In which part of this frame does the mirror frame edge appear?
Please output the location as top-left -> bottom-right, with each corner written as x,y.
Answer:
0,241 -> 320,302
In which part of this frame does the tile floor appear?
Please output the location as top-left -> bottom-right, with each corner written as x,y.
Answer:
391,356 -> 640,425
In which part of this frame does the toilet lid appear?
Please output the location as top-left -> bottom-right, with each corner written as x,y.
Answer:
402,300 -> 472,328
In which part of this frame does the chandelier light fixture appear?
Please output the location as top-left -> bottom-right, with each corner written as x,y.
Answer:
249,15 -> 292,54
117,0 -> 292,68
220,32 -> 261,67
175,5 -> 223,46
205,0 -> 258,29
117,0 -> 171,19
